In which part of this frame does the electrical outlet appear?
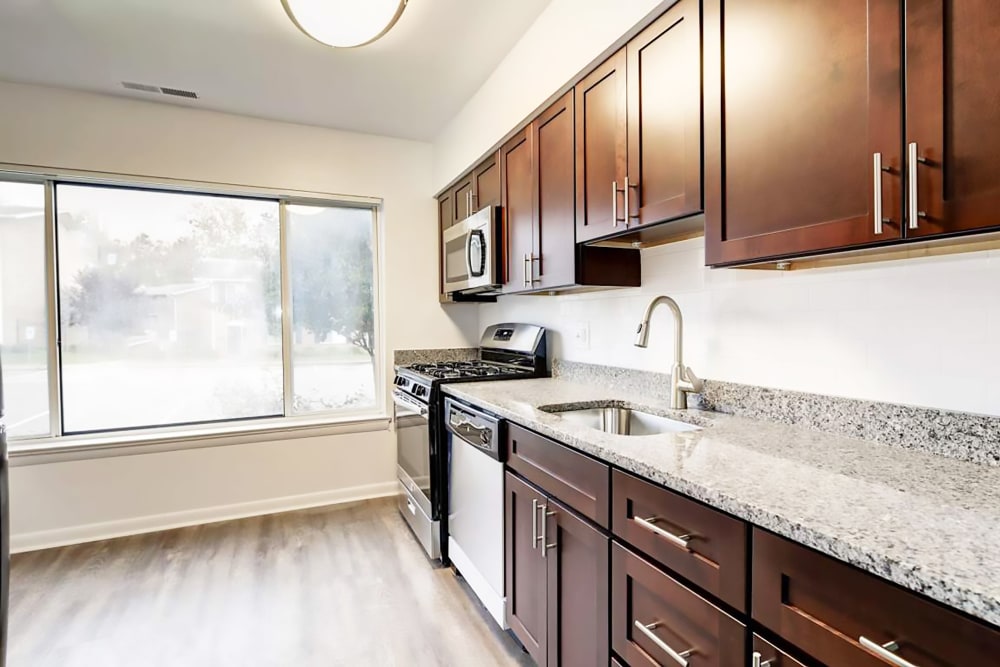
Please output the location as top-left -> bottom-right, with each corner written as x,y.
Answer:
571,321 -> 590,350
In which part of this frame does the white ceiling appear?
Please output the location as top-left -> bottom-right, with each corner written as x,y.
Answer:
0,0 -> 551,141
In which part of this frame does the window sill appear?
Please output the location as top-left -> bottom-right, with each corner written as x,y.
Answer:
9,413 -> 393,466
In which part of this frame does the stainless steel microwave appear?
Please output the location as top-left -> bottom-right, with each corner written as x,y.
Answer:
441,205 -> 502,295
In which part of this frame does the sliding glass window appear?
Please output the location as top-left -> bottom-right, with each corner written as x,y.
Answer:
0,176 -> 381,441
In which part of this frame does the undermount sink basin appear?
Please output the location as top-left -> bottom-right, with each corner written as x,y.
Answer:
543,405 -> 701,436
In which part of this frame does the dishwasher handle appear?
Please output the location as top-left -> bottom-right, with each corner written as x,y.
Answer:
444,397 -> 504,461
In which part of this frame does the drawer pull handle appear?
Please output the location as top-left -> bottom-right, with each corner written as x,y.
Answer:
859,637 -> 921,667
634,515 -> 692,550
752,651 -> 774,667
633,620 -> 694,667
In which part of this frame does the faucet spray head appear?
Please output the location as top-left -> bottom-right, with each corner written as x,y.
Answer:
634,320 -> 650,348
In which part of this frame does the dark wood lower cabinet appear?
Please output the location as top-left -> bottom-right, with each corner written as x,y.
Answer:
546,496 -> 609,667
753,528 -> 1000,667
506,472 -> 549,665
506,471 -> 610,667
612,542 -> 745,666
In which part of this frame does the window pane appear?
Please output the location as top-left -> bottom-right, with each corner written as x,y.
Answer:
56,185 -> 282,433
287,205 -> 376,413
0,181 -> 50,438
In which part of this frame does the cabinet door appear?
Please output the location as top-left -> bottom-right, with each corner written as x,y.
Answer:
905,0 -> 1000,238
704,0 -> 903,266
627,0 -> 703,227
505,472 -> 548,665
501,128 -> 536,293
544,497 -> 609,667
452,173 -> 474,223
438,192 -> 455,230
534,91 -> 577,290
576,49 -> 628,243
473,152 -> 502,212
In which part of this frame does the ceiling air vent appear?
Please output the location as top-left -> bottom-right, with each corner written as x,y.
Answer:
160,87 -> 198,99
121,82 -> 199,99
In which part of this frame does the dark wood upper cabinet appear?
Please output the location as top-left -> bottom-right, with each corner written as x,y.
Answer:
534,92 -> 578,290
503,92 -> 640,294
452,173 -> 474,223
626,0 -> 703,228
502,92 -> 577,294
505,471 -> 549,666
575,0 -> 702,245
501,127 -> 536,292
905,0 -> 1000,238
575,48 -> 628,243
704,0 -> 904,266
438,191 -> 455,231
473,152 -> 501,212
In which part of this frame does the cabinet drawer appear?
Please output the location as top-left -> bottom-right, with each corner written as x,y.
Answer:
752,635 -> 809,667
612,542 -> 745,667
508,423 -> 610,527
753,528 -> 1000,667
612,470 -> 747,611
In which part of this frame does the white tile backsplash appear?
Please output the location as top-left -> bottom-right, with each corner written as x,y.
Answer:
480,237 -> 1000,416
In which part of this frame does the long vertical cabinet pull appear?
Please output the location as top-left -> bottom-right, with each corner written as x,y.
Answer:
908,142 -> 926,229
612,180 -> 620,227
532,499 -> 540,549
873,153 -> 885,235
540,504 -> 557,558
523,254 -> 531,287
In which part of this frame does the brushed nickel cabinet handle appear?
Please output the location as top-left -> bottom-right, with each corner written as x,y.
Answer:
624,178 -> 636,225
873,152 -> 891,235
860,637 -> 921,667
633,620 -> 694,666
531,498 -> 539,549
907,142 -> 927,230
752,651 -> 774,667
612,180 -> 620,227
539,505 -> 556,558
523,254 -> 530,287
634,515 -> 692,550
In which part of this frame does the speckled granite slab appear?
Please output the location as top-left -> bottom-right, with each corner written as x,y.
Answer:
554,360 -> 1000,467
393,348 -> 478,367
443,376 -> 1000,628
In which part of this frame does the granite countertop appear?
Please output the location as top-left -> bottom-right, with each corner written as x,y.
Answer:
443,377 -> 1000,628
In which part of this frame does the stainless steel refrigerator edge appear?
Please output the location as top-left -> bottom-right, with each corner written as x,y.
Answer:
0,354 -> 9,666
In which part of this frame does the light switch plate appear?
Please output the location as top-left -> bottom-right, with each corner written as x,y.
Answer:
571,321 -> 590,350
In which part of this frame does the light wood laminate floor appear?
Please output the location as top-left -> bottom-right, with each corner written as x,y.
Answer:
8,498 -> 532,666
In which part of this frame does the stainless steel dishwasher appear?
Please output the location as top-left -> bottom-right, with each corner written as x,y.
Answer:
444,396 -> 507,629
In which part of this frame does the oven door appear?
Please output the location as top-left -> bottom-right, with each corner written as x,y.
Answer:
393,390 -> 433,517
441,206 -> 499,294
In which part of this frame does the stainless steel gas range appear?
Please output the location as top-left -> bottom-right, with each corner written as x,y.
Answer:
392,323 -> 547,561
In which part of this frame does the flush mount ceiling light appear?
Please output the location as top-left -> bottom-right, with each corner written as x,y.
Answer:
282,0 -> 408,48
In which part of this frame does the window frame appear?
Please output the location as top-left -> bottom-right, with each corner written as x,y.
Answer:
0,164 -> 386,452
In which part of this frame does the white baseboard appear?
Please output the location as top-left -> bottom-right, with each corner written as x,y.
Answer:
10,481 -> 398,554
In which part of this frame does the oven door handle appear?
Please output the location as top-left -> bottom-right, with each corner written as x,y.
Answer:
392,391 -> 429,420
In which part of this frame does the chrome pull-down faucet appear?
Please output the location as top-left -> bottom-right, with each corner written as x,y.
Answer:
634,295 -> 703,409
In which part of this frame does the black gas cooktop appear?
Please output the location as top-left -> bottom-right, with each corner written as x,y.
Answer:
404,360 -> 533,380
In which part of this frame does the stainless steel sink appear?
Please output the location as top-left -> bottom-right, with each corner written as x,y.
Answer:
543,406 -> 701,436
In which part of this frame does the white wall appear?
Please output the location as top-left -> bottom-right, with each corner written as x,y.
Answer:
0,80 -> 479,548
432,0 -> 663,190
480,238 -> 1000,417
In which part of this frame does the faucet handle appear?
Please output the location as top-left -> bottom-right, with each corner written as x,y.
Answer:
683,366 -> 704,394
